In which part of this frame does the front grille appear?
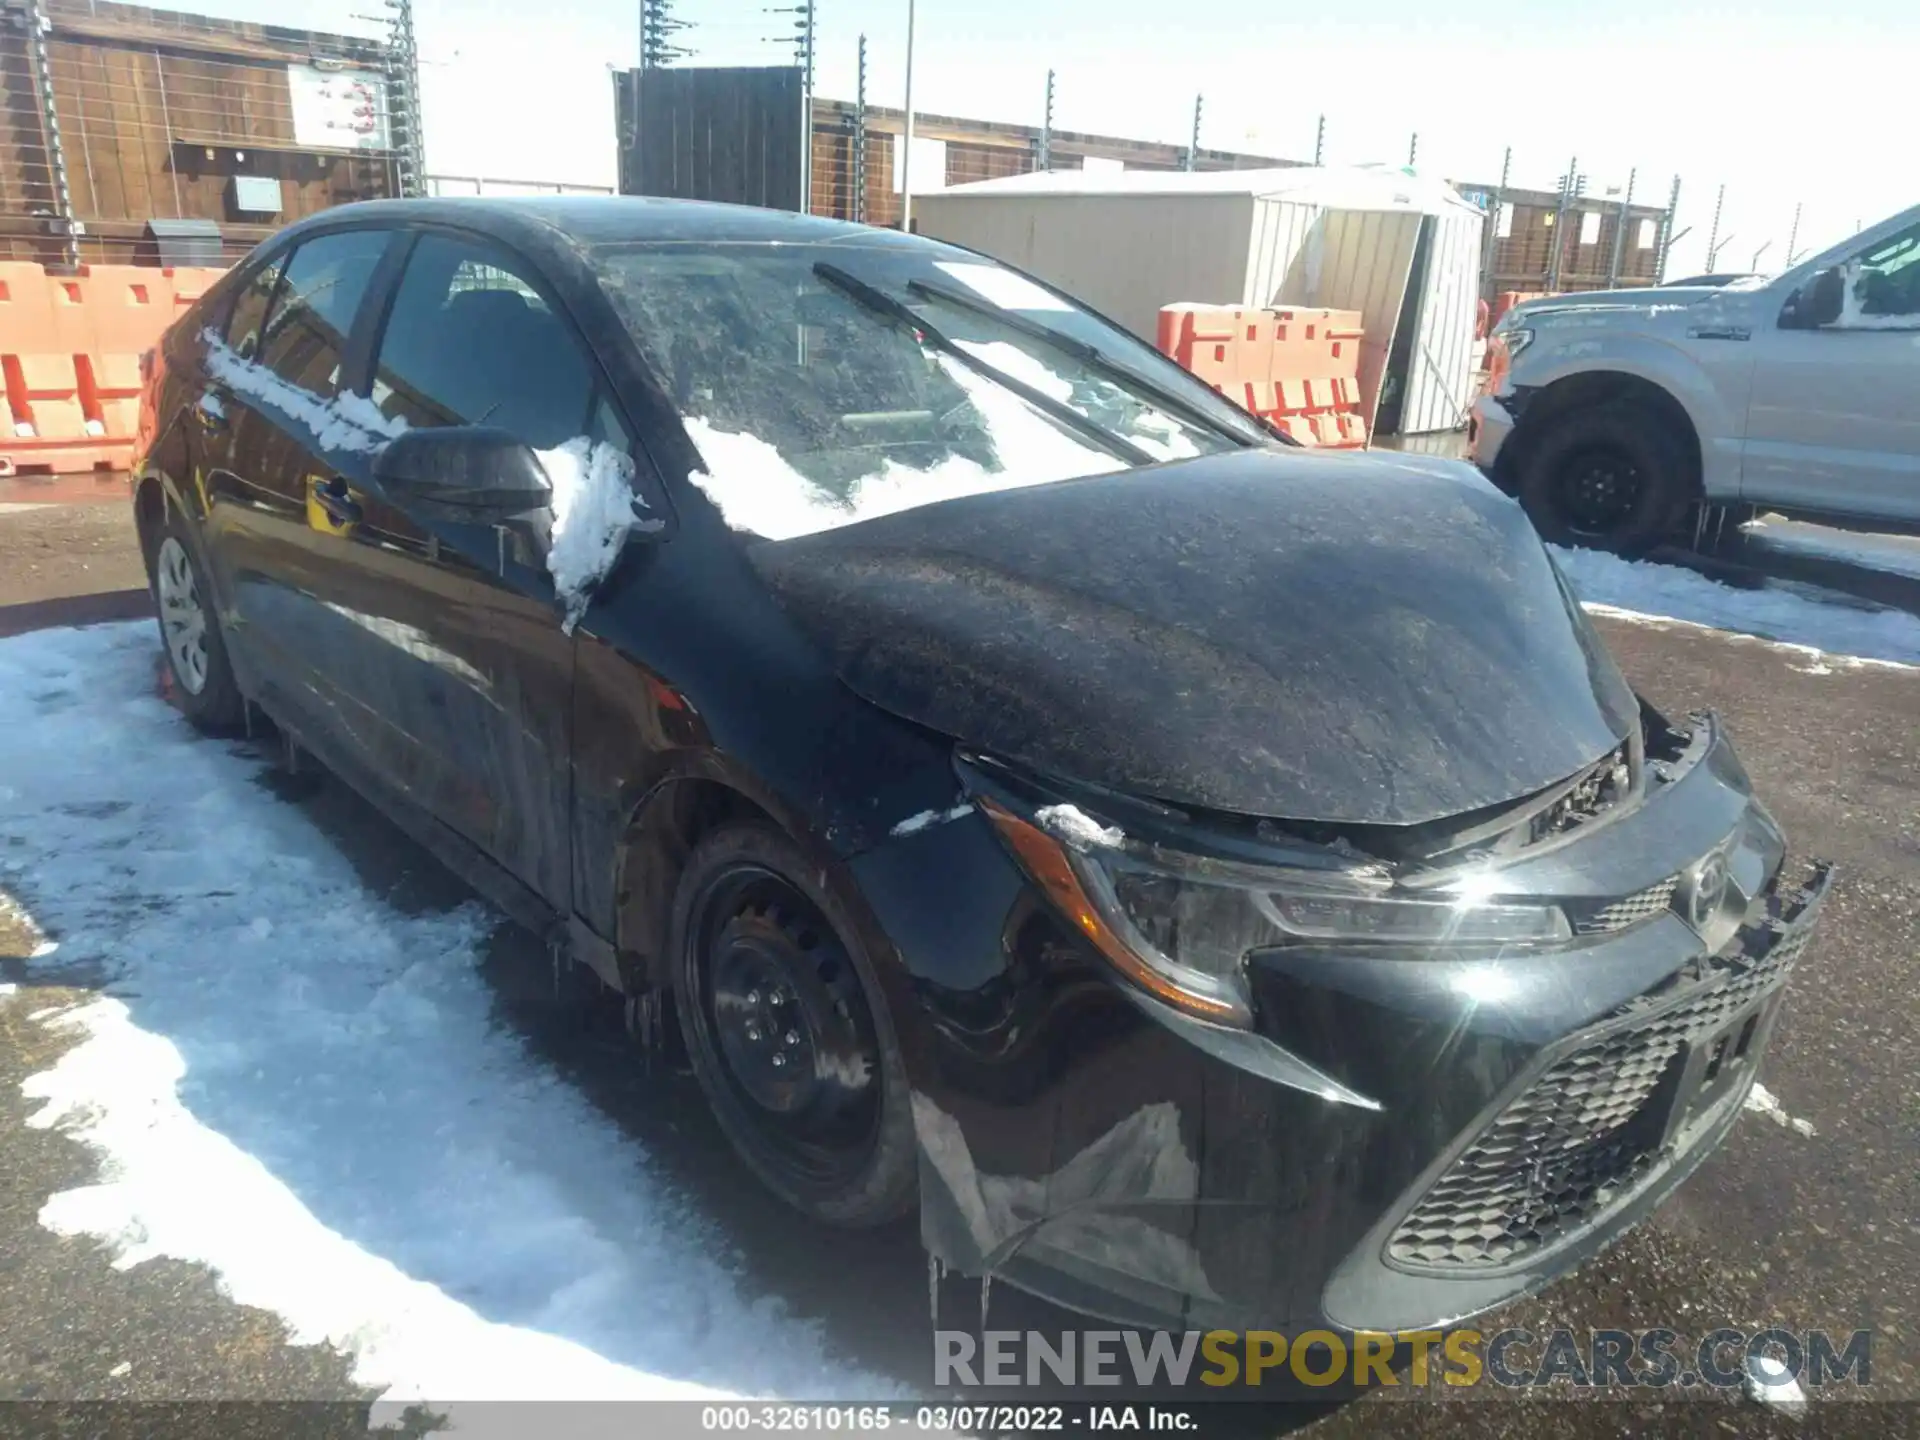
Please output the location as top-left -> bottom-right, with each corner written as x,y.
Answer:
1387,870 -> 1828,1271
1573,876 -> 1680,935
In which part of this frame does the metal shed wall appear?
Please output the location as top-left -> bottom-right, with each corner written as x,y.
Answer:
911,191 -> 1259,343
1400,202 -> 1485,434
1250,199 -> 1420,430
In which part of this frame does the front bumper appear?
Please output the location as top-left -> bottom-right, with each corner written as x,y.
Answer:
1469,392 -> 1515,475
853,717 -> 1829,1335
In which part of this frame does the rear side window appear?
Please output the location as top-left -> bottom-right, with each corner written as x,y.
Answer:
369,233 -> 596,449
223,254 -> 286,359
253,230 -> 393,399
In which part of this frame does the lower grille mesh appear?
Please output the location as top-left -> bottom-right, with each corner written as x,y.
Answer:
1387,908 -> 1817,1270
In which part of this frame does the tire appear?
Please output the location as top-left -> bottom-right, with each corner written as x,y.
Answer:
670,821 -> 916,1227
1517,402 -> 1693,556
149,514 -> 246,732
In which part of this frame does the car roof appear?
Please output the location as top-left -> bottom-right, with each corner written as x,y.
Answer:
290,195 -> 937,250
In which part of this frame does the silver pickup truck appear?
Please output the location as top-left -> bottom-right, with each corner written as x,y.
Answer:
1471,204 -> 1920,554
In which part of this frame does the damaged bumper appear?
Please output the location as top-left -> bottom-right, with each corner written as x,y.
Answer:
852,717 -> 1830,1334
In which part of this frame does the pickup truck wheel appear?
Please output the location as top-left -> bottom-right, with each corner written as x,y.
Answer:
1518,403 -> 1691,556
670,822 -> 917,1227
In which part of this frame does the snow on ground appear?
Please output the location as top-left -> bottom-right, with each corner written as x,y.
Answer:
1741,515 -> 1920,583
1550,544 -> 1920,669
0,623 -> 899,1409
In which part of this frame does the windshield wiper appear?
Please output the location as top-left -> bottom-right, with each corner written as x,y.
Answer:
904,277 -> 1273,448
812,262 -> 1156,467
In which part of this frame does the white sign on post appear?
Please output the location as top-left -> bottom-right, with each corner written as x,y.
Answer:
287,64 -> 390,151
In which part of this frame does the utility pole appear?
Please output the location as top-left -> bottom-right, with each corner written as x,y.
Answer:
1312,113 -> 1324,166
1185,94 -> 1202,172
1704,183 -> 1725,270
901,0 -> 916,229
640,0 -> 690,67
1480,144 -> 1511,303
1407,132 -> 1417,169
1039,69 -> 1054,171
853,34 -> 867,221
1546,156 -> 1580,291
1785,201 -> 1804,265
1606,166 -> 1636,287
1657,174 -> 1682,281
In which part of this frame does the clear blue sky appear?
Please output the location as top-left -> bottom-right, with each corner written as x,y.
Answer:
200,0 -> 1910,279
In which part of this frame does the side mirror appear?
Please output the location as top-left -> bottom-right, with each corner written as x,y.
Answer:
373,426 -> 553,522
1785,267 -> 1845,329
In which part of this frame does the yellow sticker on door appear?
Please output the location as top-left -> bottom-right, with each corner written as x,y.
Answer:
306,476 -> 358,537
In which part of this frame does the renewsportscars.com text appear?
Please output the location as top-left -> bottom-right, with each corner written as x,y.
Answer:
933,1327 -> 1872,1391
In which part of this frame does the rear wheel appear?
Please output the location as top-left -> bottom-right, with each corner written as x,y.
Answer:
1518,403 -> 1692,556
150,517 -> 245,732
671,822 -> 916,1227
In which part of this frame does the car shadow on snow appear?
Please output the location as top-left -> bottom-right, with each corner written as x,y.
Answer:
244,738 -> 1344,1433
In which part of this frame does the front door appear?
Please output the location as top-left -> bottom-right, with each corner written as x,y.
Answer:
308,229 -> 620,906
1743,218 -> 1920,522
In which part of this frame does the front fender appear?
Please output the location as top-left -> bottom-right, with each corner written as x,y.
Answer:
1505,323 -> 1752,500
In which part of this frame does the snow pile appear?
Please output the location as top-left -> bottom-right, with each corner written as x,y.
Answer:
1035,803 -> 1124,851
201,330 -> 409,454
0,623 -> 898,1407
889,802 -> 972,838
1742,516 -> 1920,582
536,437 -> 665,632
1551,544 -> 1920,668
686,355 -> 1121,541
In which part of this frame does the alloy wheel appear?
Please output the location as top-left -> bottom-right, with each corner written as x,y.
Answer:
155,536 -> 210,695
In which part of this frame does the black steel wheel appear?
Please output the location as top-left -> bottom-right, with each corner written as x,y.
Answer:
1518,402 -> 1692,556
671,822 -> 916,1226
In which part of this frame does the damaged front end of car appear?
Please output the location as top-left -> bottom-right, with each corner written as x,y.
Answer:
857,701 -> 1830,1336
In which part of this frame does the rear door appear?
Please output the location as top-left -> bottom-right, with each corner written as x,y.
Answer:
309,228 -> 623,905
197,227 -> 401,729
1742,218 -> 1920,521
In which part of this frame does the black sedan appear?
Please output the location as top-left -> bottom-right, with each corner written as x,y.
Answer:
130,196 -> 1829,1337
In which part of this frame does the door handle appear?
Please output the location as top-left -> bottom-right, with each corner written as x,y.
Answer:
195,391 -> 229,432
314,477 -> 363,527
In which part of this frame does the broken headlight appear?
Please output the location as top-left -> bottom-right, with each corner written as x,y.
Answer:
983,799 -> 1569,1030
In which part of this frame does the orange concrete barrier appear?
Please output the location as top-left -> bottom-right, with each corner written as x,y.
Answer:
1158,301 -> 1369,449
0,260 -> 225,476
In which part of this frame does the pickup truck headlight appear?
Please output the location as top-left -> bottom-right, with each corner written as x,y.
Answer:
982,799 -> 1570,1029
1499,325 -> 1535,360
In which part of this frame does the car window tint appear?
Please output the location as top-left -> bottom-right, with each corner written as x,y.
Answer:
254,230 -> 392,398
370,234 -> 595,449
223,254 -> 286,360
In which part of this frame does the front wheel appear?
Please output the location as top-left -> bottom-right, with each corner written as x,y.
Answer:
670,822 -> 917,1227
1517,403 -> 1692,556
150,516 -> 245,732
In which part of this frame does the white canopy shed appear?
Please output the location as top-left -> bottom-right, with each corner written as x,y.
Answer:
912,164 -> 1487,437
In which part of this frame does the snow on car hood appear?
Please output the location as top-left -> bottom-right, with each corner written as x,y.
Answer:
749,448 -> 1641,827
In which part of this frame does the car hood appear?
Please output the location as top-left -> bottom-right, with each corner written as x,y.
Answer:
1509,283 -> 1766,328
748,448 -> 1641,827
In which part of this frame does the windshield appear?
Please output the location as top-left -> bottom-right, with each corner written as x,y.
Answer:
592,241 -> 1263,540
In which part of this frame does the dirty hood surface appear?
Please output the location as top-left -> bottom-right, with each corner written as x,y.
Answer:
749,449 -> 1640,827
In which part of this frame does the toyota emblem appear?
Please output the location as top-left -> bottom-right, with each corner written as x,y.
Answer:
1687,848 -> 1732,930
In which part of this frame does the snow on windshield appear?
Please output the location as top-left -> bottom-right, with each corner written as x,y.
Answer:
685,353 -> 1123,542
952,340 -> 1203,465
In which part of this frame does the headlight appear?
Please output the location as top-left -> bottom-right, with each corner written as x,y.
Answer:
981,799 -> 1569,1030
1499,325 -> 1535,360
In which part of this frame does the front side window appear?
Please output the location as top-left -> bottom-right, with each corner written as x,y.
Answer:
592,241 -> 1262,540
254,229 -> 392,397
1837,221 -> 1920,329
370,233 -> 597,449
